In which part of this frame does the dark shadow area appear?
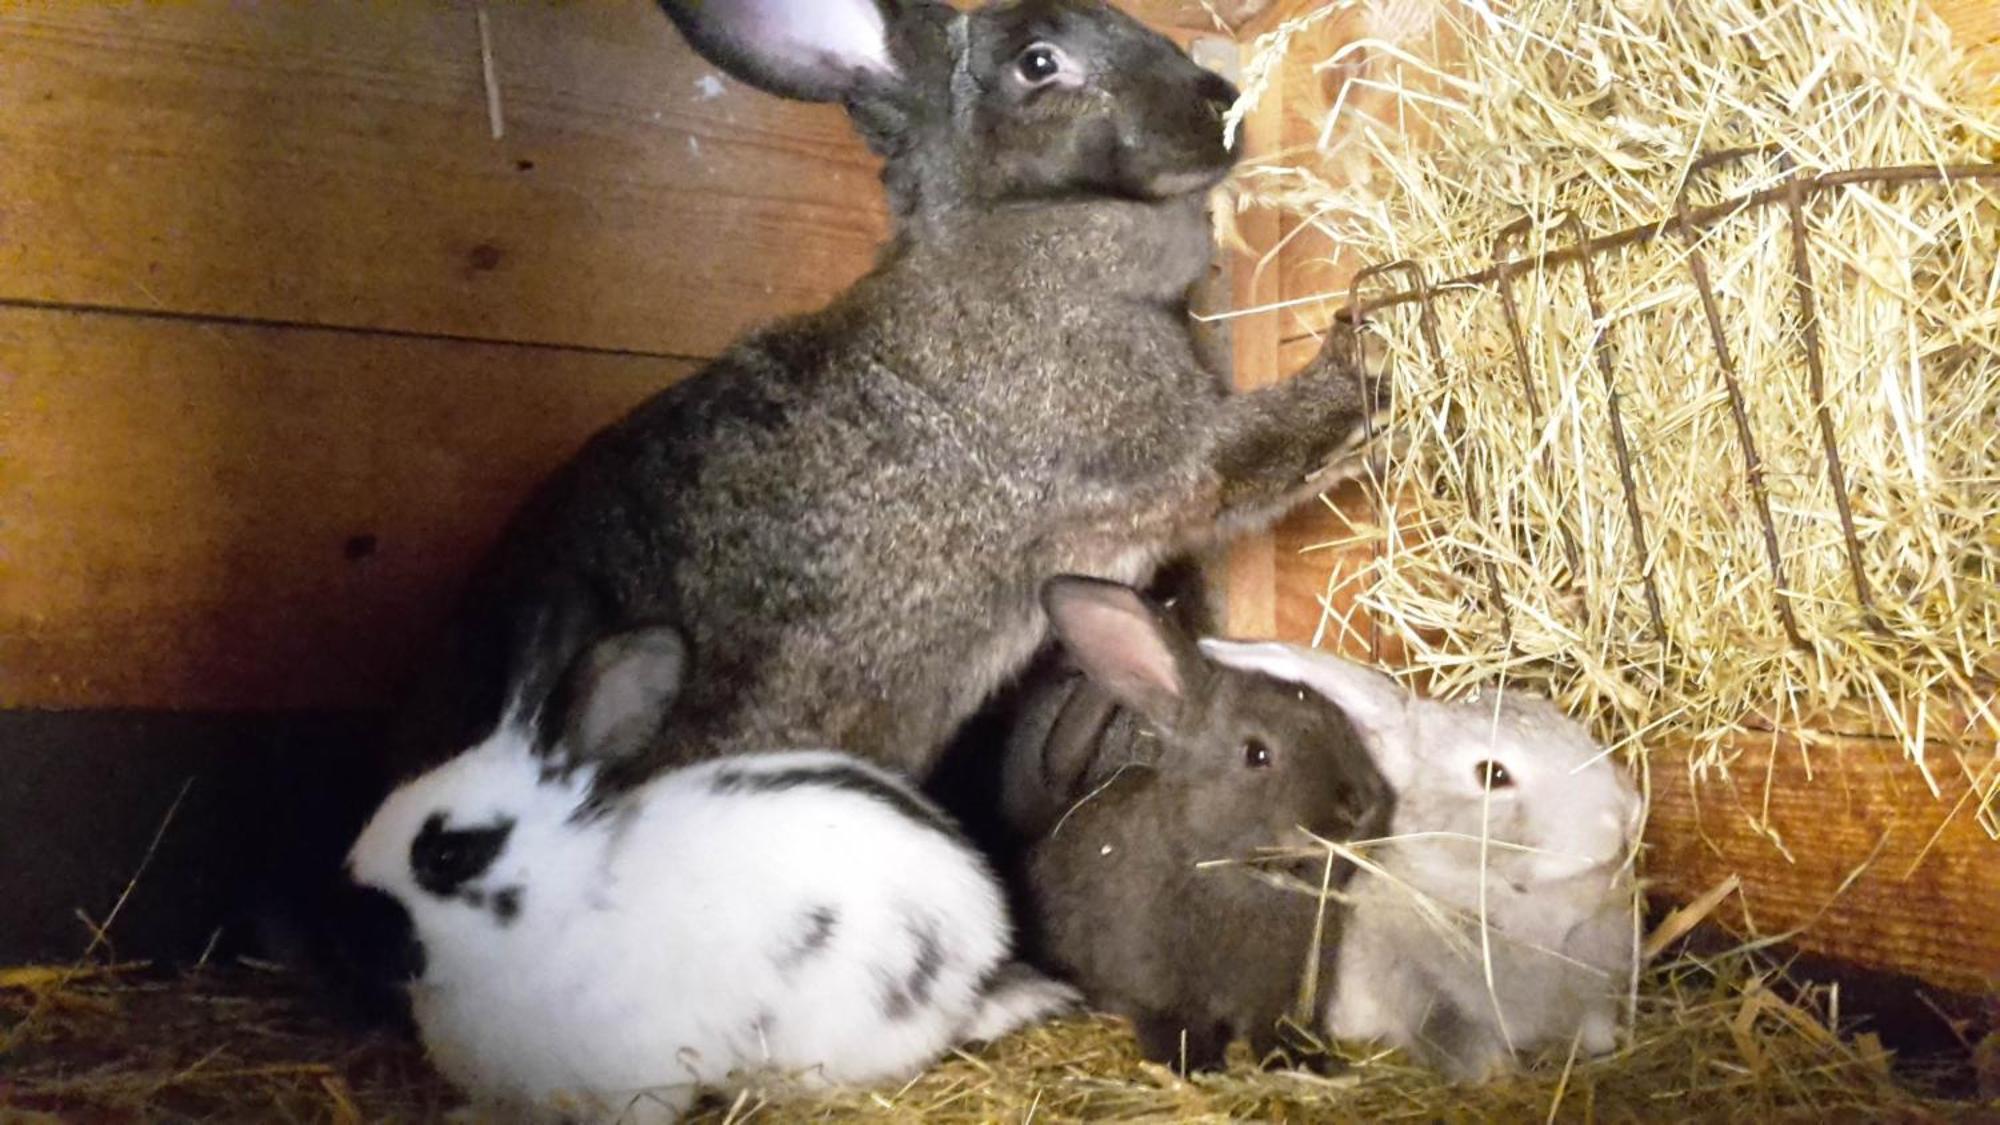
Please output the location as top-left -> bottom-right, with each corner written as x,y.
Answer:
1643,895 -> 1996,1100
0,709 -> 396,969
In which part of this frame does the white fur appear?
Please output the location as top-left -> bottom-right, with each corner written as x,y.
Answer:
738,0 -> 895,81
349,733 -> 1074,1122
1200,641 -> 1643,1081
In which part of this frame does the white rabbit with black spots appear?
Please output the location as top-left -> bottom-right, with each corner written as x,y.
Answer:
1201,642 -> 1643,1083
346,624 -> 1076,1123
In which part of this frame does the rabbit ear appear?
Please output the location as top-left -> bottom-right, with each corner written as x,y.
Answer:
1042,576 -> 1203,730
657,0 -> 907,103
555,625 -> 687,763
1199,641 -> 1414,783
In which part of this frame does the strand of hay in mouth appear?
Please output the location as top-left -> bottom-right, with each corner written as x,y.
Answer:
1231,0 -> 2000,780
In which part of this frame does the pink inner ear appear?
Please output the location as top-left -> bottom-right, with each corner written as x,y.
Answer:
742,0 -> 896,78
1062,597 -> 1183,704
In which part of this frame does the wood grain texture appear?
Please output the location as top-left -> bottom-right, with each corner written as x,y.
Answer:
1108,0 -> 1279,33
0,307 -> 689,710
1222,44 -> 1287,640
0,2 -> 886,358
1646,731 -> 2000,995
1933,0 -> 2000,82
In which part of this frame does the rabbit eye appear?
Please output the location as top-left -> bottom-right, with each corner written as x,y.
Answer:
1016,44 -> 1063,85
1475,760 -> 1514,790
411,812 -> 515,897
1243,738 -> 1273,769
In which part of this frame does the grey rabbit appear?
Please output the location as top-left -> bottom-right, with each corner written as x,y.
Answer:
991,557 -> 1217,844
1022,575 -> 1392,1071
1204,643 -> 1642,1081
388,0 -> 1385,790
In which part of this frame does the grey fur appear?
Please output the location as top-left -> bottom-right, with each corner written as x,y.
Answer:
1019,577 -> 1392,1070
390,0 -> 1384,790
1200,643 -> 1643,1081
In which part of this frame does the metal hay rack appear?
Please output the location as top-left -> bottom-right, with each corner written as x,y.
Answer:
1327,147 -> 2000,664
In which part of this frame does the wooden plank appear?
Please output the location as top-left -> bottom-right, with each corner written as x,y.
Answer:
0,2 -> 886,358
1932,0 -> 2000,83
1645,730 -> 2000,996
0,307 -> 692,710
1086,0 -> 1280,33
1222,41 -> 1288,640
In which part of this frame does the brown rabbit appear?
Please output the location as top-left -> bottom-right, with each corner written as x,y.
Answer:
1023,576 -> 1391,1070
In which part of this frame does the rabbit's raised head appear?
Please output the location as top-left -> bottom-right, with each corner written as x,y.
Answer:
658,0 -> 1240,216
346,625 -> 687,971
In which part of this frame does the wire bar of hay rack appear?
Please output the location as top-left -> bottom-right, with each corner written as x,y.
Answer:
1327,156 -> 2000,673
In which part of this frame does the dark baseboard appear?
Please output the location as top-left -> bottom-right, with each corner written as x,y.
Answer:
0,709 -> 396,965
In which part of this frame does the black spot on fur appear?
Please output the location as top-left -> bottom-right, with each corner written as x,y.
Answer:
774,905 -> 839,973
878,970 -> 915,1022
491,886 -> 522,924
905,913 -> 946,1007
410,812 -> 515,897
708,763 -> 964,844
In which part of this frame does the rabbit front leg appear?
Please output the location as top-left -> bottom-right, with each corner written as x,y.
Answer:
1201,324 -> 1389,535
1416,996 -> 1515,1084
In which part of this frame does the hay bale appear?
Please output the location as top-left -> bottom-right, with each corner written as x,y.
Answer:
1233,0 -> 2000,770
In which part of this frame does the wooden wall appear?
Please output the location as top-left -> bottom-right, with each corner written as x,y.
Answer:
0,3 -> 886,713
0,3 -> 1257,717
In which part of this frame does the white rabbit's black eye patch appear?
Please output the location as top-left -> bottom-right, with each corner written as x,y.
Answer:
411,812 -> 516,897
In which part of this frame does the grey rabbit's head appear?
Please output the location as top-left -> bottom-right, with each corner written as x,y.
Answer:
657,0 -> 1240,219
1200,642 -> 1643,890
1041,576 -> 1393,863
